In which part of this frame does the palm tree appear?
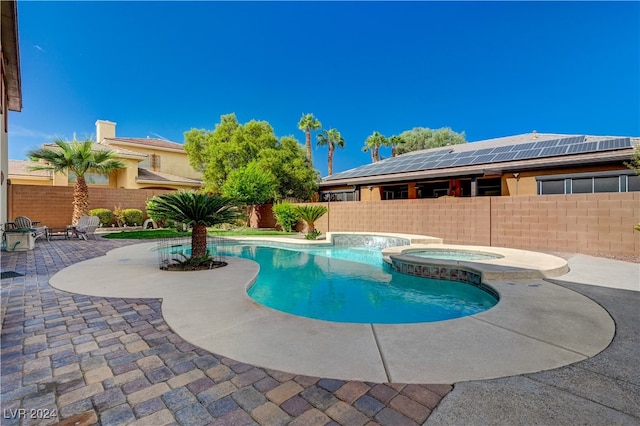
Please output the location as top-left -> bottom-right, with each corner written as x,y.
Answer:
298,113 -> 322,165
293,204 -> 328,237
28,138 -> 125,224
362,131 -> 388,163
316,128 -> 345,176
146,190 -> 242,258
389,135 -> 405,158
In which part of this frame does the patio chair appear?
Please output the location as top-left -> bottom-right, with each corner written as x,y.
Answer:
12,216 -> 47,242
71,216 -> 100,240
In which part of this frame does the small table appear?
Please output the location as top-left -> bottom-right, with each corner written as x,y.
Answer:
46,227 -> 72,241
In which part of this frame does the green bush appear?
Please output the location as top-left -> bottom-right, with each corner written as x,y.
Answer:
90,208 -> 112,226
272,202 -> 299,232
120,209 -> 143,226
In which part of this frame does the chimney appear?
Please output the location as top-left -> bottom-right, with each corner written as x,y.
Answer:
96,120 -> 116,142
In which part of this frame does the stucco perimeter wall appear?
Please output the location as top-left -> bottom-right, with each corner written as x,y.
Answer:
7,184 -> 173,227
295,193 -> 640,258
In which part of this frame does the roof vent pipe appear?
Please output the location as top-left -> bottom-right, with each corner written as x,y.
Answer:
532,130 -> 538,139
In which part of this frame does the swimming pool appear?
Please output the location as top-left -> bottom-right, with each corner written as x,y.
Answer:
207,242 -> 498,324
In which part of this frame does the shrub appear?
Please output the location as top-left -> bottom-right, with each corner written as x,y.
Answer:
293,204 -> 328,238
90,208 -> 112,226
121,209 -> 143,226
272,202 -> 299,232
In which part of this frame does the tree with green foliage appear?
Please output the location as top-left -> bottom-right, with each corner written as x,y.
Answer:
298,113 -> 322,165
396,127 -> 466,155
256,136 -> 320,200
316,128 -> 345,176
221,162 -> 278,225
185,115 -> 318,200
625,144 -> 640,175
184,114 -> 278,194
146,190 -> 241,258
272,202 -> 299,232
28,138 -> 125,224
294,204 -> 328,238
388,135 -> 405,158
362,131 -> 388,163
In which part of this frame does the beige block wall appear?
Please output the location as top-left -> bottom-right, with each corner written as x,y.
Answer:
8,184 -> 173,227
287,193 -> 639,258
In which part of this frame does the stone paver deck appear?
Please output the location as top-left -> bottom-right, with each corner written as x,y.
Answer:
1,239 -> 448,425
1,237 -> 638,425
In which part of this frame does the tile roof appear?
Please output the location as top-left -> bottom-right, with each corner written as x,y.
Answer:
8,160 -> 51,177
103,137 -> 186,152
42,142 -> 147,159
136,168 -> 202,186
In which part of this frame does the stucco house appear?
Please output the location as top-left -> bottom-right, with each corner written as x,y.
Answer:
9,120 -> 202,190
319,132 -> 639,202
1,0 -> 22,224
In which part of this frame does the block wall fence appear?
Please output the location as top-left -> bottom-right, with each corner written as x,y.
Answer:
6,184 -> 640,257
7,184 -> 173,228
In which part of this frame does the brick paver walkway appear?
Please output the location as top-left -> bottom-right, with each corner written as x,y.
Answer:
1,239 -> 451,426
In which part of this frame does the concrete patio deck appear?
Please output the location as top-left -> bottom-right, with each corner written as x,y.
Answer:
1,237 -> 638,425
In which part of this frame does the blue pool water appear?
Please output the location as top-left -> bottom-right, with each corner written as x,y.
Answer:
206,242 -> 498,324
405,249 -> 503,261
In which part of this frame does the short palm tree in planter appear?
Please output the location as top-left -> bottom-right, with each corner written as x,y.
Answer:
146,190 -> 242,270
294,205 -> 328,240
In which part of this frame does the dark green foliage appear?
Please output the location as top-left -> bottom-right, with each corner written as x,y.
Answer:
90,208 -> 112,226
293,204 -> 328,237
304,229 -> 322,240
396,127 -> 467,155
272,202 -> 299,232
120,209 -> 143,226
146,190 -> 241,227
184,114 -> 319,201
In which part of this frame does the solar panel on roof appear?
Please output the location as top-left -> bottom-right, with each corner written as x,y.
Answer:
455,150 -> 478,158
513,142 -> 537,151
435,159 -> 457,168
567,142 -> 598,154
416,161 -> 439,170
557,136 -> 585,145
514,149 -> 542,160
491,145 -> 514,154
598,138 -> 632,150
492,152 -> 518,162
540,146 -> 569,157
533,139 -> 560,149
474,148 -> 495,156
452,157 -> 475,167
471,154 -> 496,164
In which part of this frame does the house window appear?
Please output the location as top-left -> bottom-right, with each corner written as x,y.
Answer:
540,180 -> 565,195
477,178 -> 501,196
628,175 -> 640,192
537,171 -> 637,194
139,154 -> 161,171
68,172 -> 109,185
320,191 -> 356,202
382,185 -> 408,200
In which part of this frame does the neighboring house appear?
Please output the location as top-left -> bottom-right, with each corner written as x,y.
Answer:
1,0 -> 22,224
319,132 -> 640,201
9,120 -> 202,190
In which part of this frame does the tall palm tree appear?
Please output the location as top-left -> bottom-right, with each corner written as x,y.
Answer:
389,135 -> 405,158
28,138 -> 125,224
298,113 -> 322,165
146,190 -> 242,258
316,128 -> 345,176
362,131 -> 388,163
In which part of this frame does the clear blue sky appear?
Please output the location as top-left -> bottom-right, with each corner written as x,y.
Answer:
9,1 -> 639,178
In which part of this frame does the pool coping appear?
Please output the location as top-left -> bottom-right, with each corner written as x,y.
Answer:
49,236 -> 615,384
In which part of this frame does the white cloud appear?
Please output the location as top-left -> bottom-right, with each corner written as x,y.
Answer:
10,125 -> 57,140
